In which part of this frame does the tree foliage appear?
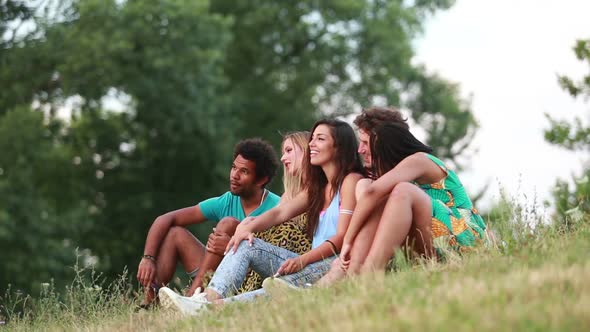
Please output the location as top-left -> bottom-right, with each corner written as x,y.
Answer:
208,0 -> 477,167
544,39 -> 590,222
0,107 -> 79,293
0,0 -> 479,294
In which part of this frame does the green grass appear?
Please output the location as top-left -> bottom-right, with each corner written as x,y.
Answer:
3,217 -> 590,331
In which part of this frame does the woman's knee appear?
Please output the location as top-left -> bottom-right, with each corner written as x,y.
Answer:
355,178 -> 373,200
232,238 -> 263,256
391,182 -> 430,202
216,217 -> 240,235
389,182 -> 416,200
233,239 -> 252,253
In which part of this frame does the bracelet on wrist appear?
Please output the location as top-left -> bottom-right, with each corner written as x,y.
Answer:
142,254 -> 156,262
325,240 -> 339,254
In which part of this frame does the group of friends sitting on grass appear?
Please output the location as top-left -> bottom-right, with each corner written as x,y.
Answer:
135,106 -> 488,315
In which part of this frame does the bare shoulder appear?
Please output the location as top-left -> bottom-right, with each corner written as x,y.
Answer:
340,172 -> 363,203
343,172 -> 364,183
357,177 -> 373,186
409,152 -> 446,181
406,152 -> 431,164
399,152 -> 437,171
342,172 -> 364,190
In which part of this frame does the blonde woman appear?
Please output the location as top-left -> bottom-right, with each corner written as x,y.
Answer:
238,131 -> 311,292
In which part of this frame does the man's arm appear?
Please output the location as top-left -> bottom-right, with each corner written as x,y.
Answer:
142,205 -> 207,257
137,205 -> 206,287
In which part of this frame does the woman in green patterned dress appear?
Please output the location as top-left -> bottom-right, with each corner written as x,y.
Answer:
320,122 -> 486,282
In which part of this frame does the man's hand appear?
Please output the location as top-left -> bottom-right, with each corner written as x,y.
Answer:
225,224 -> 255,254
137,258 -> 156,287
206,228 -> 231,256
274,257 -> 304,276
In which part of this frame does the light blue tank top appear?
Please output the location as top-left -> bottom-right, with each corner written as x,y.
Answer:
312,190 -> 340,249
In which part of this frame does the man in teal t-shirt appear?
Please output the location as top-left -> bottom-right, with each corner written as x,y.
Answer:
136,138 -> 280,307
199,189 -> 279,222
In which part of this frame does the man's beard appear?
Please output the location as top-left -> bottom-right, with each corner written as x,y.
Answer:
231,185 -> 256,198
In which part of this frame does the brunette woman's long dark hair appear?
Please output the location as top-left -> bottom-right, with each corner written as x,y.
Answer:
303,119 -> 363,238
370,123 -> 433,178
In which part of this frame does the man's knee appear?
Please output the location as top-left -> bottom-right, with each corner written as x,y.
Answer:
166,226 -> 187,242
216,217 -> 240,235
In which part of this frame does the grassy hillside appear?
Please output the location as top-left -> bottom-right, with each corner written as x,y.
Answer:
4,217 -> 590,331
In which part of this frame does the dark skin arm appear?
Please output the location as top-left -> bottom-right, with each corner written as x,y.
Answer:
137,205 -> 207,287
206,227 -> 231,255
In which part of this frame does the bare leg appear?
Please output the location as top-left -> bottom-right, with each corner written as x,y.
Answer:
347,200 -> 386,273
188,217 -> 239,295
317,179 -> 383,286
361,182 -> 432,273
142,226 -> 206,305
316,202 -> 384,286
348,179 -> 380,273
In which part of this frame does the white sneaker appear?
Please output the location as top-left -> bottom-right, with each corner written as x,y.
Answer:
158,287 -> 208,316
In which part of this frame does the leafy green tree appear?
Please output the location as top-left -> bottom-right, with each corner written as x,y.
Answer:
545,39 -> 590,223
0,0 -> 41,113
0,107 -> 80,293
211,0 -> 478,168
1,0 -> 234,285
39,0 -> 234,277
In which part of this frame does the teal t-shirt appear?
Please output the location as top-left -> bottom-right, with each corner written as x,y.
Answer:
199,190 -> 280,222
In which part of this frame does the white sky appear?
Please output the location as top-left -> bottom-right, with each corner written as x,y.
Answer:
414,0 -> 590,214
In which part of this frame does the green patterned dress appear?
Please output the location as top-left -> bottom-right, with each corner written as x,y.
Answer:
417,154 -> 487,254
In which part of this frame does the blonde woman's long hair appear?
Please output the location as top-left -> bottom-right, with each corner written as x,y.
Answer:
282,131 -> 310,201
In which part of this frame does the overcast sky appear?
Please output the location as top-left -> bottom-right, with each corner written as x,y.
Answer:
414,0 -> 590,215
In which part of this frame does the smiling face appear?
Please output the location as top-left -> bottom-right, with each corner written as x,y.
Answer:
309,124 -> 336,167
280,137 -> 304,176
358,128 -> 372,168
229,154 -> 262,197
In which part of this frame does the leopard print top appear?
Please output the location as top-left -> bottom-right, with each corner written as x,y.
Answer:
201,215 -> 311,292
238,214 -> 311,293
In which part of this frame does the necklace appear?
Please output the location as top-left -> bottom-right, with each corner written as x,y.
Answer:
246,189 -> 267,217
259,188 -> 267,207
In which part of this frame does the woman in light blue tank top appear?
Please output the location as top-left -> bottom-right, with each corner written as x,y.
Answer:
157,119 -> 364,313
313,190 -> 341,249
